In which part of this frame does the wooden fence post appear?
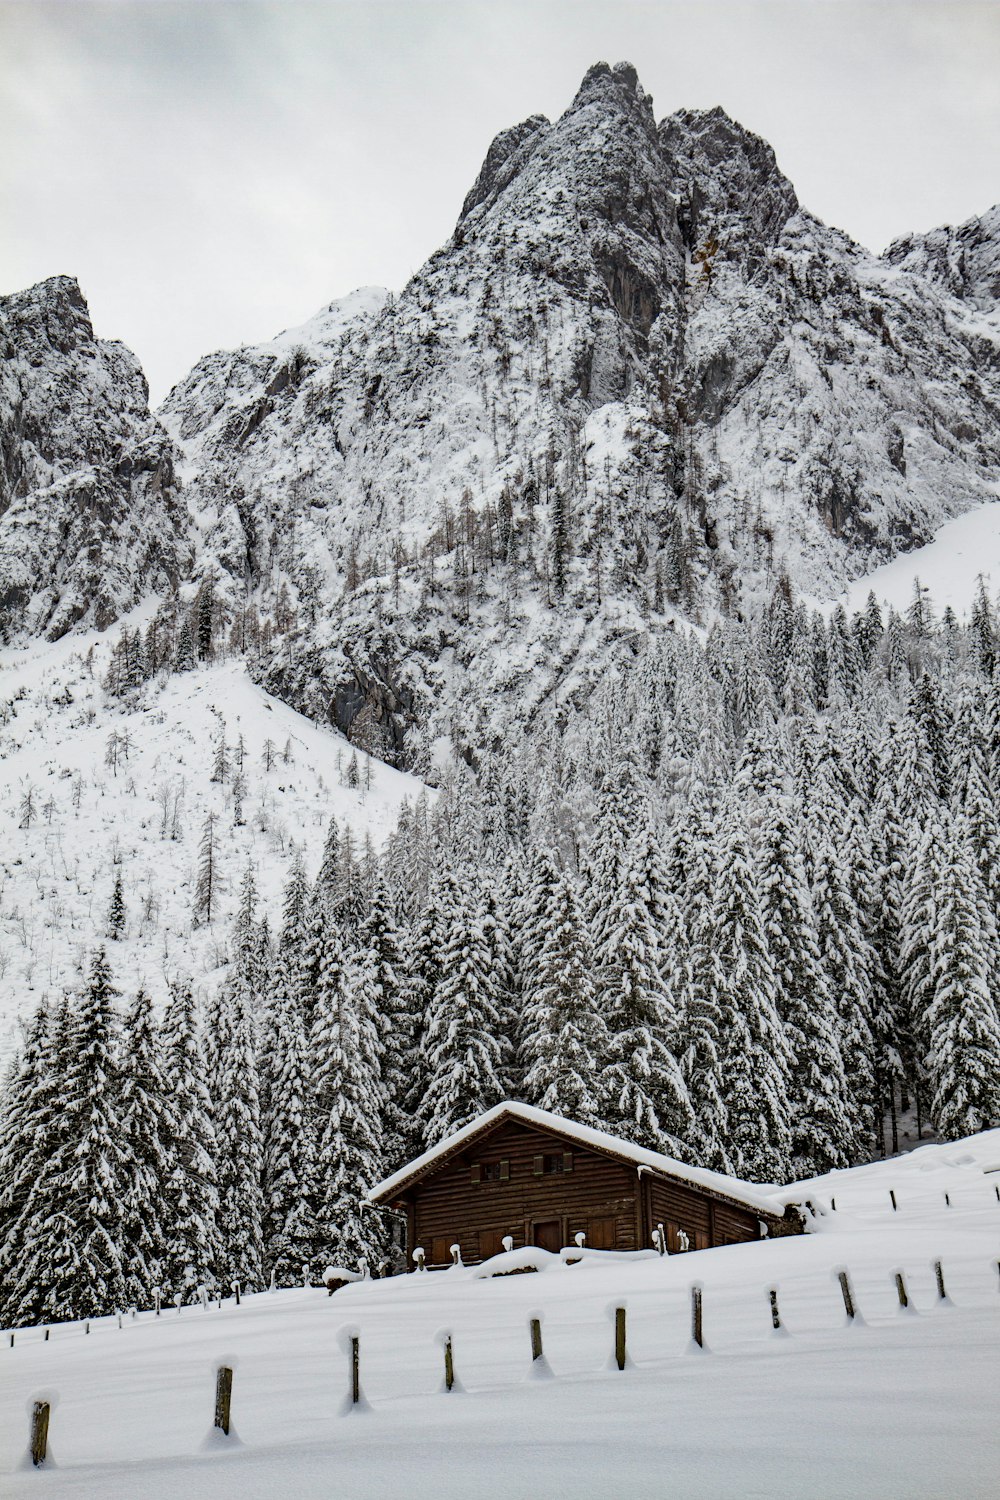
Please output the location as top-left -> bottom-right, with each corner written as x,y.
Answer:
174,1294 -> 182,1315
615,1306 -> 626,1370
30,1400 -> 50,1467
934,1260 -> 947,1300
351,1335 -> 360,1405
889,1190 -> 897,1212
8,1332 -> 13,1348
530,1317 -> 543,1363
85,1320 -> 90,1335
894,1271 -> 909,1308
215,1366 -> 233,1435
769,1288 -> 781,1329
44,1328 -> 50,1342
691,1286 -> 703,1347
944,1193 -> 950,1207
443,1334 -> 455,1391
232,1280 -> 241,1307
838,1270 -> 856,1320
154,1286 -> 161,1317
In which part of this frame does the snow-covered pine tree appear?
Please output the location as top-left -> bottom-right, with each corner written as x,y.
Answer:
311,941 -> 386,1270
107,869 -> 126,940
522,866 -> 604,1123
362,873 -> 411,1171
756,796 -> 849,1176
10,950 -> 130,1322
117,987 -> 174,1305
594,836 -> 694,1155
211,980 -> 265,1289
160,976 -> 220,1293
709,815 -> 792,1182
261,962 -> 315,1284
420,878 -> 506,1147
925,819 -> 1000,1138
0,998 -> 67,1327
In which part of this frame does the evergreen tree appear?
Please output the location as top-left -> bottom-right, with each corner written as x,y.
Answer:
709,816 -> 792,1181
193,812 -> 222,926
117,987 -> 174,1304
420,880 -> 506,1146
211,980 -> 265,1288
160,976 -> 220,1292
311,943 -> 386,1269
757,797 -> 849,1176
522,868 -> 604,1122
107,869 -> 126,940
925,826 -> 1000,1138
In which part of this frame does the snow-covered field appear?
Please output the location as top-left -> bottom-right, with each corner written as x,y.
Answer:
0,616 -> 426,1059
3,1134 -> 998,1498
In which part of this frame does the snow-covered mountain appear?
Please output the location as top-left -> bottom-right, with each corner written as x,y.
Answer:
0,277 -> 190,643
1,60 -> 999,759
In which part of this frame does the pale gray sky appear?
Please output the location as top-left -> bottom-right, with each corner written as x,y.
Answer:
2,0 -> 998,403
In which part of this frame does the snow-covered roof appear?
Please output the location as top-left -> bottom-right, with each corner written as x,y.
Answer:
369,1101 -> 784,1219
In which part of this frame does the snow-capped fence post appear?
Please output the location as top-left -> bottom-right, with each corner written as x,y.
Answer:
450,1244 -> 462,1268
30,1399 -> 50,1467
934,1260 -> 947,1301
302,1263 -> 309,1288
116,1311 -> 122,1329
837,1270 -> 856,1320
443,1334 -> 455,1391
269,1270 -> 277,1294
894,1271 -> 910,1309
174,1294 -> 182,1316
199,1285 -> 209,1311
232,1280 -> 241,1307
413,1248 -> 426,1273
214,1365 -> 233,1435
691,1285 -> 703,1348
154,1286 -> 161,1317
654,1223 -> 666,1256
768,1288 -> 781,1330
614,1307 -> 627,1370
530,1317 -> 544,1363
351,1335 -> 360,1405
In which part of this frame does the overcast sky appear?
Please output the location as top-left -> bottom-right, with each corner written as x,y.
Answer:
2,0 -> 998,403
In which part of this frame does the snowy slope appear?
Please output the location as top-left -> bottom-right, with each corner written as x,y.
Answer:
819,495 -> 1000,620
0,622 -> 427,1059
2,1132 -> 998,1498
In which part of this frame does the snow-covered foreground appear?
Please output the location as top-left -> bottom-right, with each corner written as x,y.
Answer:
3,1136 -> 998,1498
0,617 -> 427,1057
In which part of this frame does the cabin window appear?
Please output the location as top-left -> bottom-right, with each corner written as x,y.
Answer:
537,1152 -> 573,1174
473,1159 -> 509,1183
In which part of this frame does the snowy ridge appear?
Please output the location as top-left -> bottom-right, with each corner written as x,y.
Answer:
0,621 -> 426,1057
370,1100 -> 782,1218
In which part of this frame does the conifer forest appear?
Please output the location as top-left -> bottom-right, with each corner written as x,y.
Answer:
3,575 -> 1000,1326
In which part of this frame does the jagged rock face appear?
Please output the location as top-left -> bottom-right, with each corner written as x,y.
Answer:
152,62 -> 999,753
886,205 -> 1000,312
5,66 -> 999,758
0,276 -> 190,640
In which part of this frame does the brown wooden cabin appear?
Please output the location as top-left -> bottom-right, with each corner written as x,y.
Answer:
369,1102 -> 798,1268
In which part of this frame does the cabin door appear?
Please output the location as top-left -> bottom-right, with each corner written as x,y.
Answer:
533,1219 -> 562,1253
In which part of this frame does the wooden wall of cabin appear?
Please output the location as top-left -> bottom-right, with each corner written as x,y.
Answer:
648,1177 -> 761,1252
403,1121 -> 642,1265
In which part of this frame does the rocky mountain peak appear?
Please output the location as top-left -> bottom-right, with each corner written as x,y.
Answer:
885,203 -> 1000,312
659,105 -> 799,256
569,59 -> 656,122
